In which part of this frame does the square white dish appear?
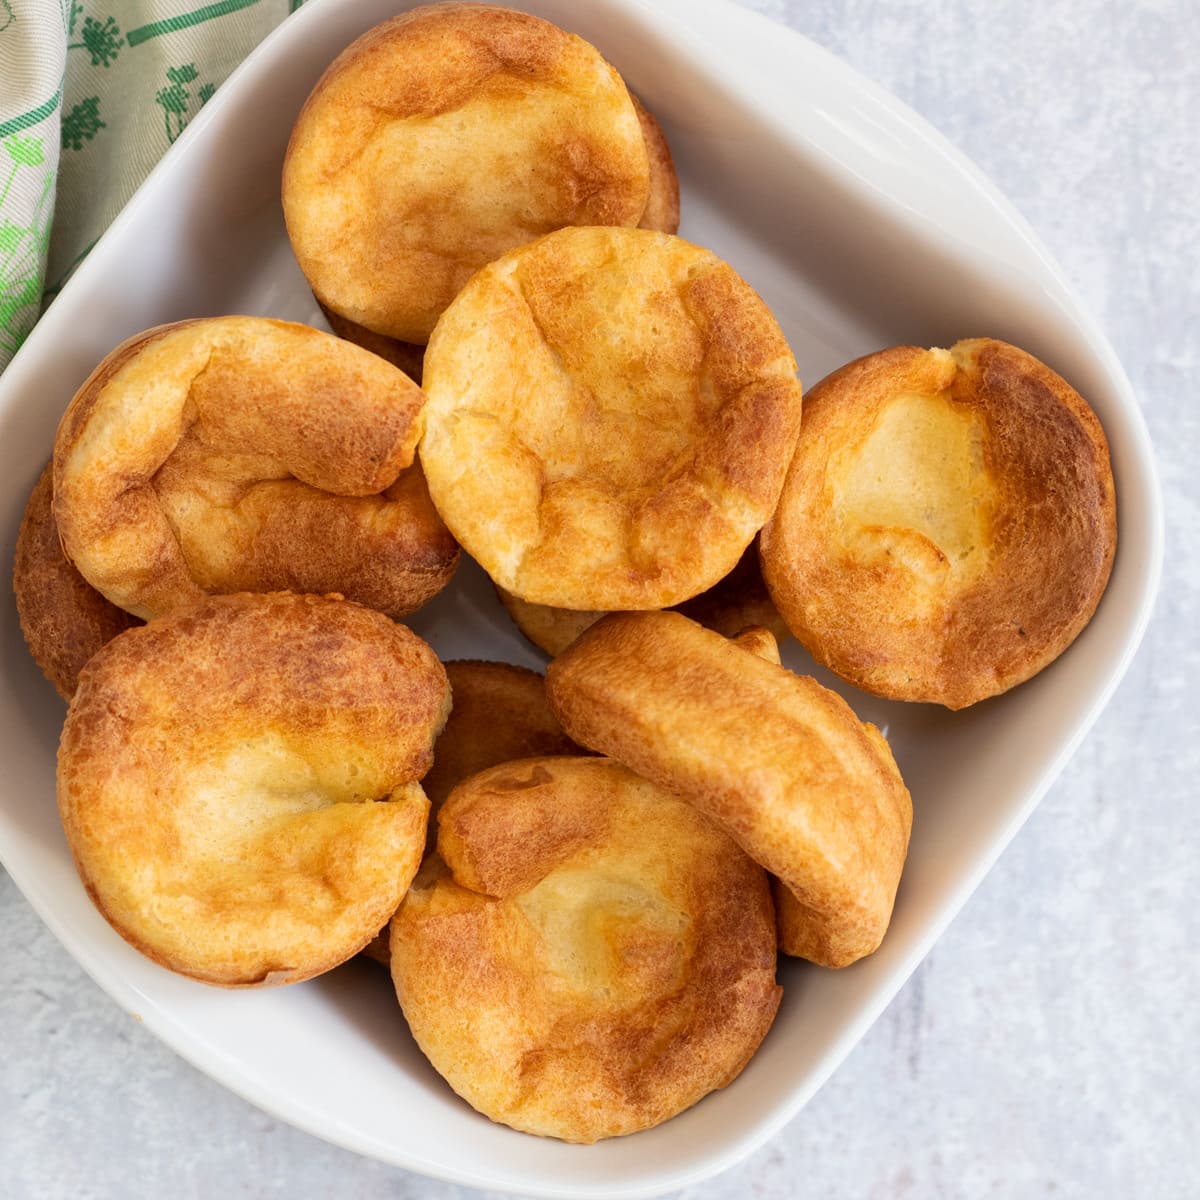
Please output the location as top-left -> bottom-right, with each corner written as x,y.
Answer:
0,0 -> 1162,1195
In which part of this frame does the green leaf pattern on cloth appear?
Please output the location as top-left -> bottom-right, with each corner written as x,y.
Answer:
0,0 -> 302,370
155,62 -> 216,143
0,136 -> 54,362
61,96 -> 105,149
70,14 -> 124,67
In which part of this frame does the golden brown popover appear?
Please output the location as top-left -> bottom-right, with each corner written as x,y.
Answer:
282,4 -> 653,345
546,611 -> 912,968
421,660 -> 583,831
390,756 -> 780,1141
57,592 -> 449,987
759,338 -> 1117,709
52,316 -> 456,622
495,538 -> 786,656
312,90 -> 680,376
421,226 -> 802,610
13,464 -> 139,698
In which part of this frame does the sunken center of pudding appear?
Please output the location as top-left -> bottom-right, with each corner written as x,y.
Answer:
499,254 -> 711,493
835,387 -> 995,582
516,865 -> 689,1001
56,592 -> 448,987
183,733 -> 391,852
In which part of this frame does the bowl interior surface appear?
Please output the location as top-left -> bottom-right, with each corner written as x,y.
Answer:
0,0 -> 1160,1196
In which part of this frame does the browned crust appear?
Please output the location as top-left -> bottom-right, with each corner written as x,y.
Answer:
13,464 -> 140,698
632,95 -> 680,235
359,655 -> 592,970
282,3 -> 650,343
57,592 -> 450,987
759,338 -> 1118,709
494,589 -> 607,657
391,757 -> 780,1142
422,660 -> 583,830
52,320 -> 212,618
215,459 -> 460,619
317,299 -> 426,385
420,227 -> 802,611
545,611 -> 912,968
52,316 -> 453,621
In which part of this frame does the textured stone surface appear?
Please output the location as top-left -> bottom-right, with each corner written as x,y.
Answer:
3,1 -> 1197,1196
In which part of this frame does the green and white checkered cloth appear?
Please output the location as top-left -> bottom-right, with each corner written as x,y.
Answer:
0,0 -> 300,370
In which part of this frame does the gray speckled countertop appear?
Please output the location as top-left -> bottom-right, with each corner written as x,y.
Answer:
3,1 -> 1197,1197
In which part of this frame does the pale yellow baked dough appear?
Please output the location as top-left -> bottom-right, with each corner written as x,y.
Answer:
13,464 -> 140,698
546,611 -> 912,967
421,226 -> 802,610
53,316 -> 456,621
282,3 -> 651,344
494,591 -> 603,658
390,756 -> 780,1141
759,338 -> 1118,709
57,592 -> 449,987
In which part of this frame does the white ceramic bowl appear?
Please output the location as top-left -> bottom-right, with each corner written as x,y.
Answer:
0,0 -> 1161,1195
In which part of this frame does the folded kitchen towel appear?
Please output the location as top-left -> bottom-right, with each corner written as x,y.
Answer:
0,0 -> 297,371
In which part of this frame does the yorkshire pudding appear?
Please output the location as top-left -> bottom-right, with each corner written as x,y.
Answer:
390,756 -> 780,1141
310,89 -> 681,374
422,660 -> 582,828
57,592 -> 449,987
759,338 -> 1117,709
546,611 -> 912,967
420,226 -> 803,610
496,538 -> 786,656
13,464 -> 139,698
282,3 -> 653,345
52,316 -> 456,621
